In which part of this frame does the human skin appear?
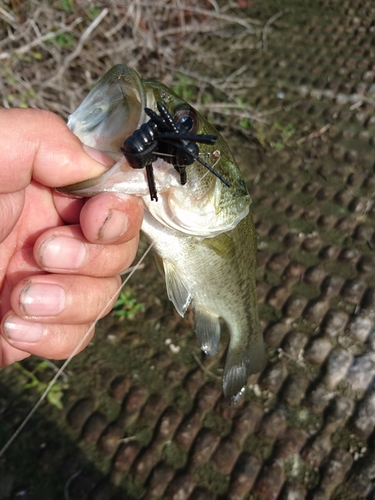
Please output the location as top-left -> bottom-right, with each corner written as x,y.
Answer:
0,108 -> 143,367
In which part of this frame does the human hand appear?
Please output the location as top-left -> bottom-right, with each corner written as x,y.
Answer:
0,109 -> 143,367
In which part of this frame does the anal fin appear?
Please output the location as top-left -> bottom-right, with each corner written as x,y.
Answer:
193,306 -> 221,356
164,260 -> 192,316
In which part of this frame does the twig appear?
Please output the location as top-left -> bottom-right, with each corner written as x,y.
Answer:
64,470 -> 82,500
262,11 -> 287,51
0,19 -> 83,59
104,0 -> 137,38
55,8 -> 109,79
118,435 -> 137,444
223,64 -> 248,84
0,6 -> 17,25
192,352 -> 221,381
296,123 -> 331,144
138,1 -> 263,31
196,102 -> 266,123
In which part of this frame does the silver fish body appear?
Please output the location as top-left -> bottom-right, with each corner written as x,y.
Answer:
60,64 -> 265,401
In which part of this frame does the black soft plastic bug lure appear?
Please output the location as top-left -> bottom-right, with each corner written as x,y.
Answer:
121,101 -> 231,201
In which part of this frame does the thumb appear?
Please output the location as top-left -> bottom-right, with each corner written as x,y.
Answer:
0,191 -> 25,244
0,108 -> 109,193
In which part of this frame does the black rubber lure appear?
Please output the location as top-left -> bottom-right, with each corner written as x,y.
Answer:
121,101 -> 231,201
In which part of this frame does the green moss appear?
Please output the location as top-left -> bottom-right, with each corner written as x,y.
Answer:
242,434 -> 273,461
262,269 -> 282,287
194,462 -> 230,495
203,411 -> 232,437
162,441 -> 188,469
288,248 -> 321,268
291,282 -> 321,300
131,427 -> 153,447
170,387 -> 194,414
331,427 -> 366,454
331,484 -> 358,500
323,261 -> 357,280
286,406 -> 323,432
258,303 -> 282,323
284,453 -> 320,490
118,474 -> 146,500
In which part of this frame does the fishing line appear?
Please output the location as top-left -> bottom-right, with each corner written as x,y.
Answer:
0,241 -> 154,459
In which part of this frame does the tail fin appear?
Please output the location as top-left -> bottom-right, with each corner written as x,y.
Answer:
223,334 -> 265,403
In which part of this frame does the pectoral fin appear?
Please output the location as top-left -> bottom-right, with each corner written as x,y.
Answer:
202,232 -> 235,259
163,260 -> 192,316
193,306 -> 221,356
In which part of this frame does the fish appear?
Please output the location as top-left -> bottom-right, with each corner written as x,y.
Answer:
59,64 -> 265,402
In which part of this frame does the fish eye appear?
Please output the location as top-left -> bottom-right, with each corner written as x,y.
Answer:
178,115 -> 194,130
174,106 -> 199,133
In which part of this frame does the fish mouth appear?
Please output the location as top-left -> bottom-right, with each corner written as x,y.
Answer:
67,64 -> 148,159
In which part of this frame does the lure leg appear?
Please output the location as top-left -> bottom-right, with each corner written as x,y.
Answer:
145,163 -> 158,201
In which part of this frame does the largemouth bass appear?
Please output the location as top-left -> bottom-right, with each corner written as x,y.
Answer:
59,64 -> 265,401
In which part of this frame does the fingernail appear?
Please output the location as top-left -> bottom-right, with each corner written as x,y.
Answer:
4,316 -> 43,343
20,283 -> 66,317
99,209 -> 129,241
83,144 -> 113,166
39,236 -> 86,270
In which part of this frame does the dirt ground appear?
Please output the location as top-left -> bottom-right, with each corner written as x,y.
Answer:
1,0 -> 375,499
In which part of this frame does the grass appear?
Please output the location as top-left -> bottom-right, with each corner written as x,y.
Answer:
256,119 -> 297,149
112,288 -> 144,321
13,360 -> 68,410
